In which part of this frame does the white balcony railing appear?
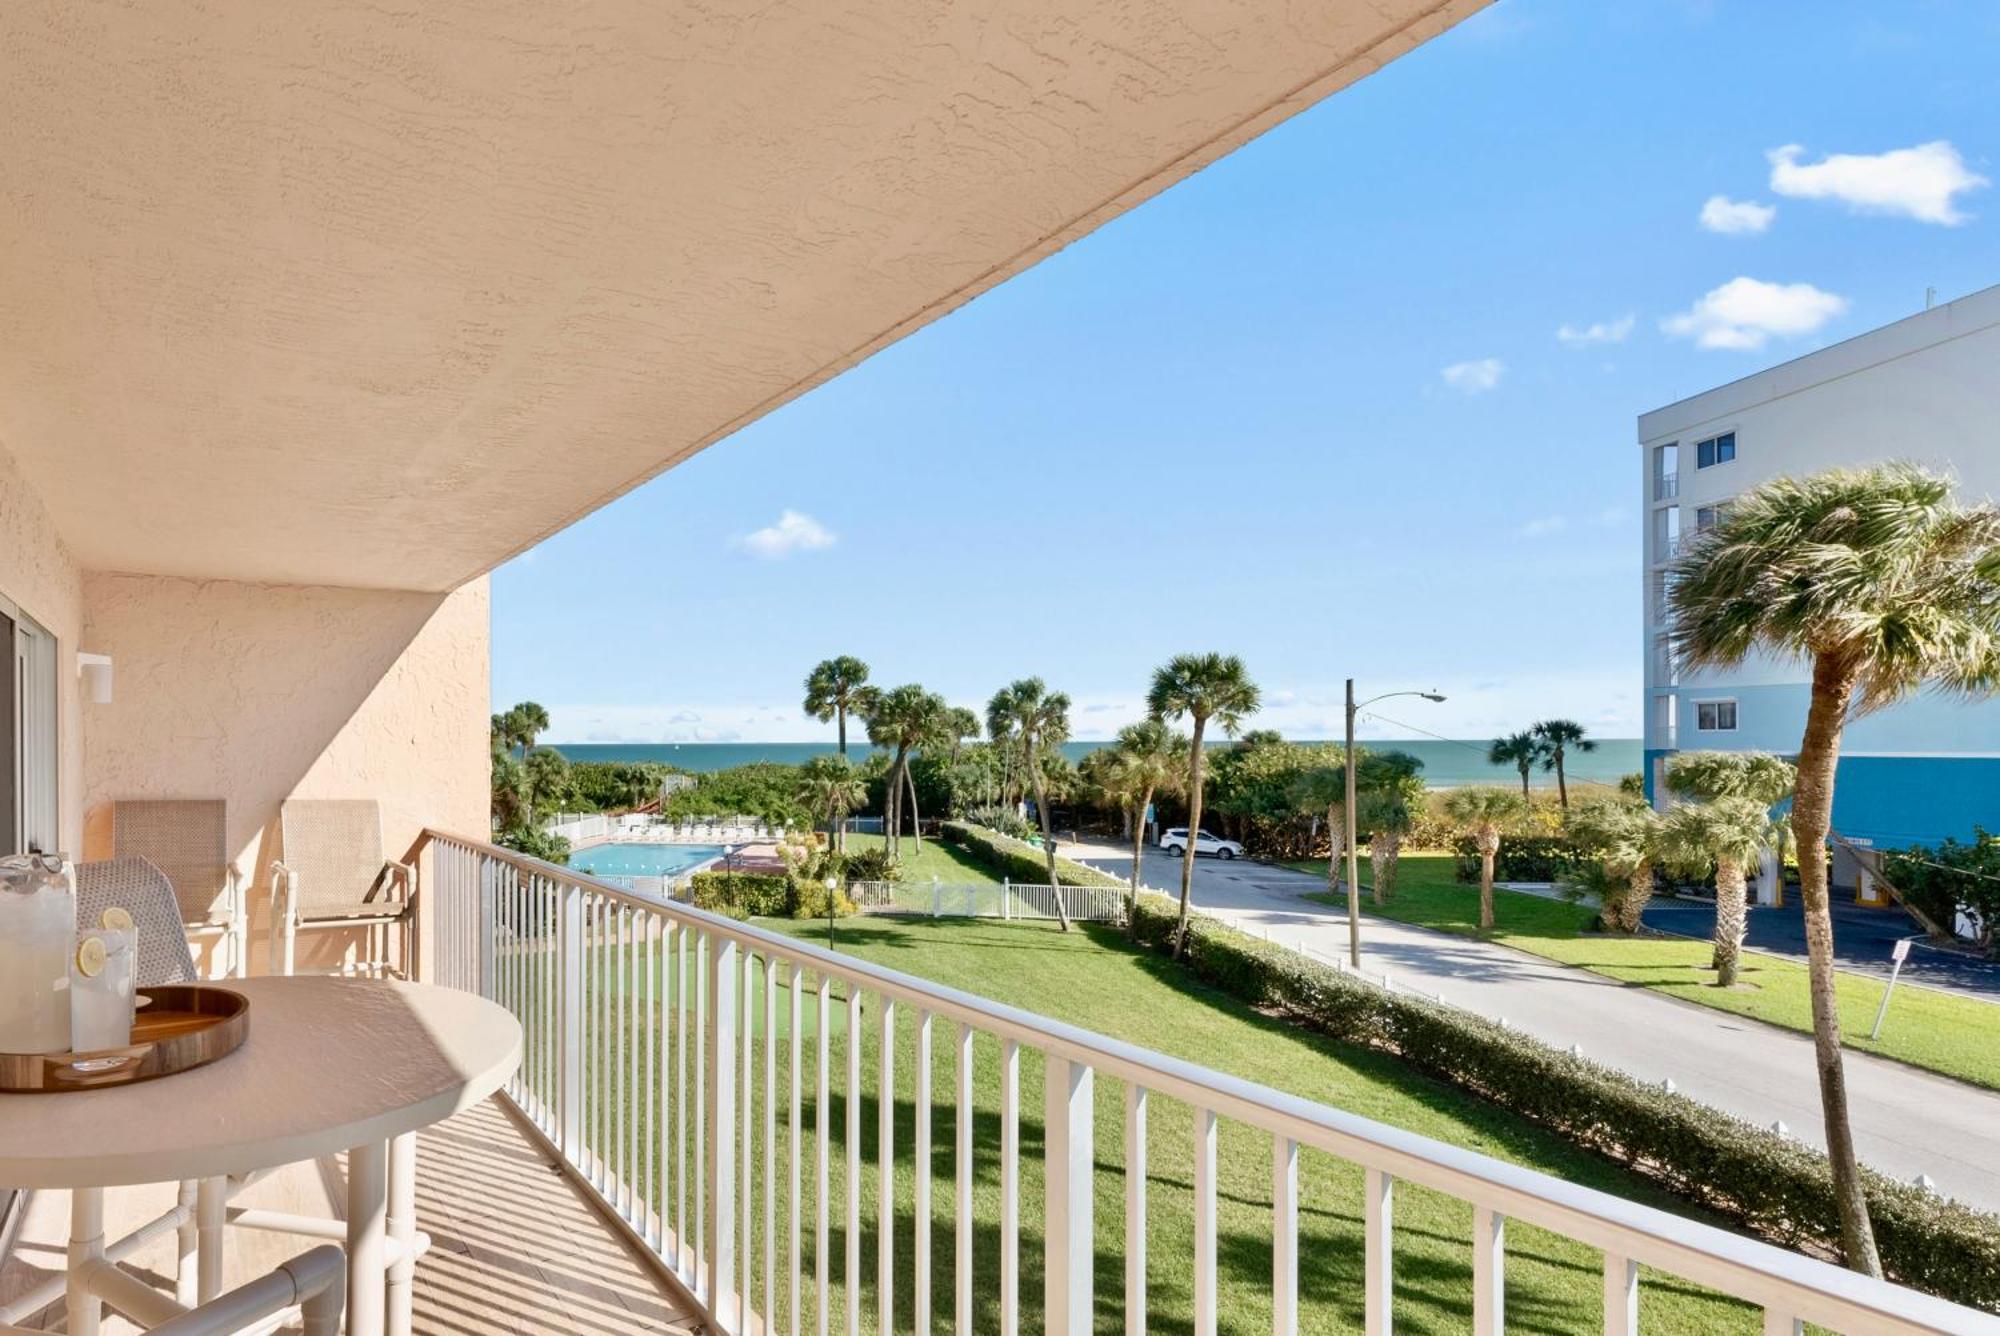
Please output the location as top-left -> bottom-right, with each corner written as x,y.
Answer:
412,830 -> 1994,1336
1655,473 -> 1680,501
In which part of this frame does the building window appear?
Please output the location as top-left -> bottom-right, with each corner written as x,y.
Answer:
1694,700 -> 1738,732
1695,504 -> 1730,532
0,599 -> 59,855
1695,431 -> 1736,469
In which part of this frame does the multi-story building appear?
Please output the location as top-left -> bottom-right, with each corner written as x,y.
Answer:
1640,283 -> 2000,865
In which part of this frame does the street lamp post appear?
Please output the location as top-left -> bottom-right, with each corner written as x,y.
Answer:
1345,680 -> 1446,969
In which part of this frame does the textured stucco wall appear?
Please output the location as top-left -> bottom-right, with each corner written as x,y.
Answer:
0,441 -> 85,855
81,574 -> 489,972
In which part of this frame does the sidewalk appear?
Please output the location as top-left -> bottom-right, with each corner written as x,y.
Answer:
1077,840 -> 2000,1214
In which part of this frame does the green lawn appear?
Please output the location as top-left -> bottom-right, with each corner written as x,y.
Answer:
1288,854 -> 2000,1091
711,915 -> 1764,1334
843,832 -> 1002,887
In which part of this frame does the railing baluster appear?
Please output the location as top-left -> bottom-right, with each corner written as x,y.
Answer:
817,976 -> 831,1336
741,950 -> 754,1316
1000,1038 -> 1019,1336
677,922 -> 690,1275
697,931 -> 708,1291
1602,1253 -> 1637,1336
878,997 -> 896,1336
560,880 -> 583,1165
1195,1107 -> 1216,1336
595,894 -> 608,1189
955,1024 -> 974,1336
627,905 -> 639,1221
766,952 -> 779,1333
914,1010 -> 932,1336
644,909 -> 658,1246
847,987 -> 863,1336
790,963 -> 804,1336
1273,1135 -> 1297,1336
1365,1169 -> 1394,1336
1125,1084 -> 1147,1335
707,931 -> 740,1330
1043,1054 -> 1094,1336
1473,1206 -> 1504,1336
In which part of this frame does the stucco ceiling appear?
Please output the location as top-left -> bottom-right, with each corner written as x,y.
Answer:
0,0 -> 1483,591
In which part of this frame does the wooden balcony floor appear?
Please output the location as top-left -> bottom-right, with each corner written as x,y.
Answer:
1,1097 -> 700,1334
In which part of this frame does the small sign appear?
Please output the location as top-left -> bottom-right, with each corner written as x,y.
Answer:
1891,939 -> 1912,964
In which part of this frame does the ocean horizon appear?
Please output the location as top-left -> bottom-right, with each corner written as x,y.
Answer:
537,738 -> 1644,789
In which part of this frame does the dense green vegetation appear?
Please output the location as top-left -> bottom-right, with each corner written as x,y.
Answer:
1292,854 -> 2000,1090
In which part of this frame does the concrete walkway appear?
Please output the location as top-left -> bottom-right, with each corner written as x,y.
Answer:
1077,841 -> 2000,1215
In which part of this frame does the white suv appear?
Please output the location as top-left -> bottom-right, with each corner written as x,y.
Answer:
1158,828 -> 1244,860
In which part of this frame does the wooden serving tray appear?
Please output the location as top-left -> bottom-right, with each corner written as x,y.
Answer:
0,985 -> 249,1093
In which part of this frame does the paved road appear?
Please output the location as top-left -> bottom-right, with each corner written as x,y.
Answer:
1643,895 -> 2000,998
1077,842 -> 2000,1215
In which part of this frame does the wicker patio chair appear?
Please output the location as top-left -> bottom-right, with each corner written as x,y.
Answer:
269,799 -> 414,977
75,856 -> 199,986
111,799 -> 243,979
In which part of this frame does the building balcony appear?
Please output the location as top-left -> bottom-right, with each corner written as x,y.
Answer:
1655,473 -> 1680,501
5,830 -> 1995,1334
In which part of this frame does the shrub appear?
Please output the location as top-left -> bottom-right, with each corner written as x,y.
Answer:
843,847 -> 900,883
689,871 -> 792,919
791,878 -> 858,921
1453,833 -> 1589,883
941,820 -> 1126,889
1124,894 -> 2000,1312
964,805 -> 1038,842
1884,829 -> 1999,955
497,823 -> 571,865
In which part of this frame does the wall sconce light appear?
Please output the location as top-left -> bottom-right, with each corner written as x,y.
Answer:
77,652 -> 114,704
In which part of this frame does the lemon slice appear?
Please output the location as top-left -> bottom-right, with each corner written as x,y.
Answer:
100,906 -> 134,932
76,935 -> 108,978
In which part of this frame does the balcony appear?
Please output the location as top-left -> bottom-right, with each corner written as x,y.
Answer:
1655,473 -> 1680,501
397,833 -> 1997,1333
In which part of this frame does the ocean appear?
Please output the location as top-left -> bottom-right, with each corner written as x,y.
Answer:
540,738 -> 1644,789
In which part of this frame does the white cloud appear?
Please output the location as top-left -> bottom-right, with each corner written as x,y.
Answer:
1661,276 -> 1847,351
1440,358 -> 1504,393
1768,141 -> 1987,225
1556,314 -> 1635,347
736,509 -> 837,560
1517,516 -> 1567,539
1698,195 -> 1776,235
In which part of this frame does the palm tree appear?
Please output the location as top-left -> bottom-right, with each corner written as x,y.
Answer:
1530,719 -> 1595,810
1358,751 -> 1425,904
803,657 -> 875,756
1441,785 -> 1527,930
866,684 -> 943,857
1658,797 -> 1771,987
1147,653 -> 1261,955
1565,798 -> 1664,932
1103,720 -> 1188,918
1293,750 -> 1361,906
492,700 -> 551,756
986,678 -> 1074,930
1670,462 -> 2000,1276
797,755 -> 868,852
1667,751 -> 1799,900
522,747 -> 572,817
1487,730 -> 1544,800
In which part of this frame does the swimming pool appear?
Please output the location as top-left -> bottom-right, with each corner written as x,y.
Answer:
568,843 -> 730,882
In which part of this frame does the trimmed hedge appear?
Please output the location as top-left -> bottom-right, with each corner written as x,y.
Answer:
689,871 -> 857,920
940,820 -> 1126,889
1453,833 -> 1589,883
689,871 -> 792,919
1127,893 -> 2000,1312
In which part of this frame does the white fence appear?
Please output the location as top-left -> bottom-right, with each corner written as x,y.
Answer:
846,877 -> 1128,923
415,829 -> 1995,1336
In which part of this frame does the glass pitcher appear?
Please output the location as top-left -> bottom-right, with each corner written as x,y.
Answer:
0,853 -> 76,1053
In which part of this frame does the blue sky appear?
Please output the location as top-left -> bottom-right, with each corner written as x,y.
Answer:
494,0 -> 2000,745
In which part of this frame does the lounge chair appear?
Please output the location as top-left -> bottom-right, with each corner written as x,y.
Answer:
268,799 -> 414,977
111,799 -> 245,979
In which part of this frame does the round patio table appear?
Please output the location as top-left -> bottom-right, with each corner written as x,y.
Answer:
0,976 -> 521,1336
